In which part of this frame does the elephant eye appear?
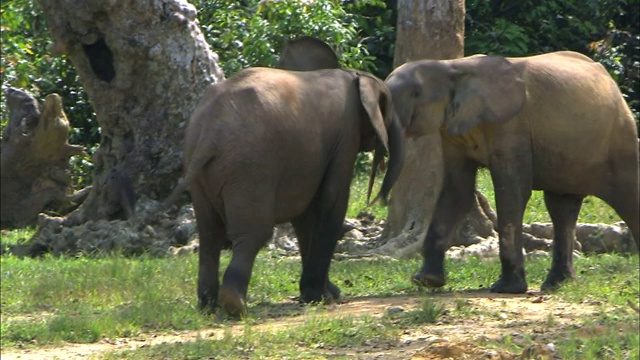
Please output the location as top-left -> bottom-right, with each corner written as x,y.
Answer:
410,85 -> 421,98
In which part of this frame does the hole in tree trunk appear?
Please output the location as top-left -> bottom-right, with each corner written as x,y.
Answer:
83,38 -> 115,83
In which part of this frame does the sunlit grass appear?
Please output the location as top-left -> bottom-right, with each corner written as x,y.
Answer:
347,172 -> 387,219
0,167 -> 634,358
473,169 -> 620,224
103,314 -> 398,359
2,251 -> 637,353
348,168 -> 621,225
0,227 -> 37,248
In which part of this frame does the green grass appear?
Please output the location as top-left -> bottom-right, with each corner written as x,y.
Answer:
347,172 -> 388,219
103,315 -> 398,359
348,168 -> 622,223
1,250 -> 638,359
398,298 -> 445,324
556,316 -> 639,359
474,169 -> 622,224
0,227 -> 37,249
0,171 -> 634,358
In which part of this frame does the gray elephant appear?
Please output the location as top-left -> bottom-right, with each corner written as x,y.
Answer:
171,63 -> 404,317
385,51 -> 639,293
276,36 -> 339,71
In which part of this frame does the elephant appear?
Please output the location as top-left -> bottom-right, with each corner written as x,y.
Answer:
170,66 -> 404,317
385,51 -> 639,293
276,36 -> 339,71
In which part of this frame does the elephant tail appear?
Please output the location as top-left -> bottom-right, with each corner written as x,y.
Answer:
159,131 -> 217,212
162,156 -> 215,210
368,113 -> 405,206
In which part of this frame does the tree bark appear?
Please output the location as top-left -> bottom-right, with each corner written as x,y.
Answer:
377,0 -> 497,257
392,0 -> 465,66
27,0 -> 224,255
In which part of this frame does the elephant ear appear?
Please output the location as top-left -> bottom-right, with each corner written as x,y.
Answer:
357,73 -> 390,152
445,56 -> 526,136
277,36 -> 339,71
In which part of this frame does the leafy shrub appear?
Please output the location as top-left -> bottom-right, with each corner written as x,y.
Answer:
1,0 -> 99,149
343,0 -> 397,79
590,25 -> 640,122
1,0 -> 97,186
465,0 -> 640,123
193,0 -> 379,76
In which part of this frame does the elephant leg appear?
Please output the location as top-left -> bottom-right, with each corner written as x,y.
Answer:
192,182 -> 226,314
292,209 -> 341,302
296,161 -> 352,304
219,191 -> 274,318
541,191 -> 583,291
413,155 -> 477,288
297,204 -> 346,304
489,156 -> 532,294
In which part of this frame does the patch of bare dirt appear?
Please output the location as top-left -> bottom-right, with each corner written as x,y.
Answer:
0,291 -> 614,360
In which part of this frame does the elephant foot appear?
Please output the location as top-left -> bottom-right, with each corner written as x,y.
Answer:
219,287 -> 247,319
299,287 -> 324,304
541,268 -> 575,292
198,292 -> 218,315
412,270 -> 446,288
489,270 -> 527,293
300,281 -> 341,304
325,280 -> 341,302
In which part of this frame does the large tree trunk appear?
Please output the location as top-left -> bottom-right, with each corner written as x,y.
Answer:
376,0 -> 496,257
27,0 -> 224,255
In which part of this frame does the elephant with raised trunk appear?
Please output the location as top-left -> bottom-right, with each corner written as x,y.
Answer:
171,65 -> 404,317
385,51 -> 639,293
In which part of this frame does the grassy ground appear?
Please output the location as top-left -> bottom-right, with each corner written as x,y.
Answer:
1,251 -> 638,358
1,170 -> 634,359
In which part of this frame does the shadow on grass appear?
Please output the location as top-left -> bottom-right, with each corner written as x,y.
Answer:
246,288 -> 542,321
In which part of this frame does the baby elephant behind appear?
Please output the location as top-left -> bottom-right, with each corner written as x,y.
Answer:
175,67 -> 404,317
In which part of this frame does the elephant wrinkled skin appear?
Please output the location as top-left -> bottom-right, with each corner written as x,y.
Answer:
386,51 -> 639,293
172,67 -> 404,317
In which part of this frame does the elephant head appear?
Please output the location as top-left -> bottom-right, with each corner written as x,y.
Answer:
277,36 -> 340,70
385,56 -> 526,137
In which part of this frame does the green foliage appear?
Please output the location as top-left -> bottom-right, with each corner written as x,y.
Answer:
466,1 -> 599,56
343,0 -> 397,78
465,0 -> 640,122
192,0 -> 379,77
1,0 -> 97,187
0,0 -> 99,148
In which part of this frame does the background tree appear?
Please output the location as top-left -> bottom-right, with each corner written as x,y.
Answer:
374,0 -> 488,258
19,0 -> 224,254
1,0 -> 637,255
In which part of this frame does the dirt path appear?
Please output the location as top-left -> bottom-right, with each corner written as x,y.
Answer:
0,291 -> 610,360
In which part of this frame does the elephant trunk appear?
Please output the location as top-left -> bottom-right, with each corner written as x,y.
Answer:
368,114 -> 405,205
